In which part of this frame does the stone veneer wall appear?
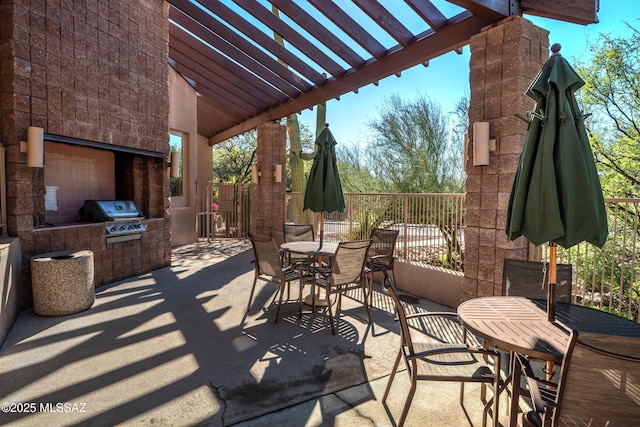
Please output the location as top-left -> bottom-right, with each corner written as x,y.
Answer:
0,0 -> 171,306
32,219 -> 167,288
463,17 -> 549,301
254,122 -> 287,236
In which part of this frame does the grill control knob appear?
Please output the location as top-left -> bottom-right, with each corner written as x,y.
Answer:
110,226 -> 118,233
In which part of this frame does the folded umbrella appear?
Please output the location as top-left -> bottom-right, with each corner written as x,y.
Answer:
303,124 -> 346,246
506,43 -> 608,321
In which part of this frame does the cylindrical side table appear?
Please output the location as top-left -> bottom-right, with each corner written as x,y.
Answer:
31,250 -> 95,316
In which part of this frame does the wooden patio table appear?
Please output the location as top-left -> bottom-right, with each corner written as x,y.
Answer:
457,296 -> 640,426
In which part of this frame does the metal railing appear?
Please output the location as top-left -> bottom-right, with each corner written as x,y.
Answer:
286,192 -> 639,322
550,199 -> 639,322
286,192 -> 465,271
198,186 -> 638,322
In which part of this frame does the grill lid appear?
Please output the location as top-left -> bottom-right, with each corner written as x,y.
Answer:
81,200 -> 143,221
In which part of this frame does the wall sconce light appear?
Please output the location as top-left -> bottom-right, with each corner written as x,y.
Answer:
251,164 -> 260,183
473,122 -> 496,166
20,126 -> 45,168
274,164 -> 282,183
170,151 -> 180,178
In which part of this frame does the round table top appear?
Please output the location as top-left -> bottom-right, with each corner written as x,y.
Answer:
457,296 -> 640,363
280,241 -> 338,256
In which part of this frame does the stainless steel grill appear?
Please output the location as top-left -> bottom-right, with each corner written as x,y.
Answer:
81,200 -> 146,243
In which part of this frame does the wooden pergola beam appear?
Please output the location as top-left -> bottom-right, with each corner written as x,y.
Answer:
209,13 -> 492,145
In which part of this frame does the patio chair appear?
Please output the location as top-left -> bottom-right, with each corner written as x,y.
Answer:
298,239 -> 371,335
283,223 -> 315,267
247,233 -> 302,323
514,330 -> 640,427
284,223 -> 315,242
502,258 -> 572,303
382,281 -> 502,427
365,227 -> 399,306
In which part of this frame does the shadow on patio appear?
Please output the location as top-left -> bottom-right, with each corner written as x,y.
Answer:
0,240 -> 506,426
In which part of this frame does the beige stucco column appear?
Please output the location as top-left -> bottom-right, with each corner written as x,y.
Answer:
254,122 -> 287,236
463,16 -> 550,301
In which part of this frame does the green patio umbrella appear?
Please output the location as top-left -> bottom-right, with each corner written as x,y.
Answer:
303,124 -> 345,246
505,43 -> 608,321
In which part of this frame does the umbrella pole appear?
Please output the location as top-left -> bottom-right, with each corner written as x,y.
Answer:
305,211 -> 328,307
317,211 -> 325,301
319,211 -> 325,247
547,242 -> 557,322
546,242 -> 558,382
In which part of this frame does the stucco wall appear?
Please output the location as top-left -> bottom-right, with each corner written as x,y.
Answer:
394,261 -> 464,309
168,66 -> 199,247
197,134 -> 213,207
0,238 -> 21,347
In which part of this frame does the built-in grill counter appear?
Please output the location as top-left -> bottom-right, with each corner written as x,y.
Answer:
80,200 -> 147,243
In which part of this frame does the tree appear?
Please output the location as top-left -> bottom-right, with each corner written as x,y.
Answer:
366,94 -> 465,194
452,92 -> 470,149
569,27 -> 640,317
286,115 -> 318,223
577,25 -> 640,198
336,142 -> 386,193
212,130 -> 256,184
335,94 -> 466,267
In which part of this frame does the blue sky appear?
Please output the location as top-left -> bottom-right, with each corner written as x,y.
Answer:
298,2 -> 637,145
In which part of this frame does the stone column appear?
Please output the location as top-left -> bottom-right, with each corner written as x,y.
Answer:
254,122 -> 287,236
463,16 -> 549,301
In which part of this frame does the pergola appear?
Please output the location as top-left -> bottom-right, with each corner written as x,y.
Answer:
166,0 -> 600,301
166,0 -> 598,145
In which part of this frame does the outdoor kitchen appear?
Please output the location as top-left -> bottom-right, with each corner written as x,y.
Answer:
30,135 -> 170,291
0,0 -> 173,312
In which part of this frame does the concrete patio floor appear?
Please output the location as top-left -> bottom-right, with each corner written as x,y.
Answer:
0,240 -> 515,426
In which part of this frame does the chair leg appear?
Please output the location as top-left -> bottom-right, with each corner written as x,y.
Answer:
492,377 -> 500,427
362,284 -> 371,324
298,279 -> 303,319
274,285 -> 285,324
398,375 -> 417,427
509,352 -> 523,427
481,394 -> 489,427
327,292 -> 336,334
481,353 -> 502,427
491,361 -> 501,427
383,348 -> 403,402
384,269 -> 394,288
299,279 -> 312,318
247,277 -> 258,312
480,388 -> 493,427
367,272 -> 374,307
